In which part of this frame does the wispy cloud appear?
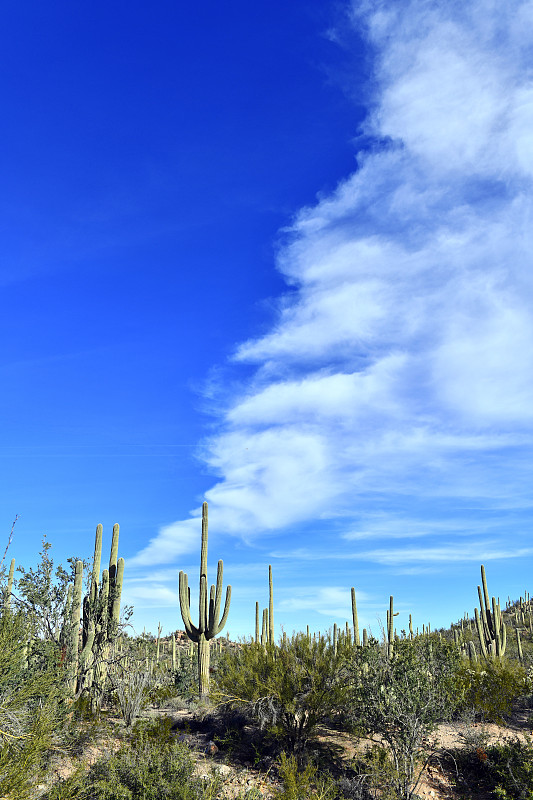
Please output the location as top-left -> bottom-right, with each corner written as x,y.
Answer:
128,516 -> 201,567
133,0 -> 533,568
279,586 -> 370,619
121,585 -> 179,609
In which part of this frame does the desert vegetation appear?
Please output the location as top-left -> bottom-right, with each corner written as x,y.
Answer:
2,507 -> 533,800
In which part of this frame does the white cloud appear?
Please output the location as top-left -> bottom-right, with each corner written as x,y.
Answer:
279,586 -> 369,618
127,516 -> 200,567
132,0 -> 533,567
122,585 -> 179,608
361,543 -> 533,565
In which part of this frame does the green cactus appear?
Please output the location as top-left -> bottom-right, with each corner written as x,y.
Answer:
268,564 -> 274,644
386,596 -> 398,658
76,523 -> 124,697
178,502 -> 231,698
474,564 -> 506,660
351,587 -> 360,646
261,608 -> 268,646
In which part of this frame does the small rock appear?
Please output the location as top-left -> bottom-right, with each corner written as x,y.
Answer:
204,740 -> 219,756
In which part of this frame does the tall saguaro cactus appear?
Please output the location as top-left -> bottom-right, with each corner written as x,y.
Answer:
179,502 -> 231,698
268,565 -> 274,644
474,564 -> 506,660
76,523 -> 125,697
351,587 -> 360,646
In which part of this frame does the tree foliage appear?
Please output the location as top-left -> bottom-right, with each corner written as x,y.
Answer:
213,633 -> 349,756
347,635 -> 461,800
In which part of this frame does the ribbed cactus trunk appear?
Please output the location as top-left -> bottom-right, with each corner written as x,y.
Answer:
351,587 -> 360,646
268,565 -> 274,644
198,633 -> 209,697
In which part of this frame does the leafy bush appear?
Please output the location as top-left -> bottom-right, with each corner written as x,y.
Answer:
173,653 -> 199,699
340,744 -> 398,800
347,636 -> 460,800
0,609 -> 67,799
452,734 -> 533,800
452,659 -> 529,723
44,718 -> 223,799
212,634 -> 348,757
273,751 -> 338,800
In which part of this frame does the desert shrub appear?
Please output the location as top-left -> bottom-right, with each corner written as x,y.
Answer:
213,634 -> 348,757
452,734 -> 533,799
347,636 -> 460,800
0,609 -> 66,799
173,653 -> 199,698
44,718 -> 223,799
339,744 -> 399,800
109,667 -> 150,726
452,659 -> 529,723
272,751 -> 338,800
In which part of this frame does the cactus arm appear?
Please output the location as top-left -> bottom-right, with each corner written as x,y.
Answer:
109,524 -> 119,580
212,585 -> 231,637
179,571 -> 199,641
110,558 -> 124,638
212,560 -> 224,628
91,525 -> 103,603
481,565 -> 491,620
474,606 -> 489,659
208,583 -> 216,631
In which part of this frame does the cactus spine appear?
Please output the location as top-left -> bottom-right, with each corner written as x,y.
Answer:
178,502 -> 231,698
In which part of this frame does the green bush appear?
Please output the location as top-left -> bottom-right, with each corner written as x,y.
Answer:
273,752 -> 338,800
347,636 -> 461,800
212,634 -> 348,757
44,719 -> 223,799
0,609 -> 66,799
452,734 -> 533,799
452,659 -> 529,723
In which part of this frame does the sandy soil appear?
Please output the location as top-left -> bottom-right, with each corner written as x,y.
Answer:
37,701 -> 533,800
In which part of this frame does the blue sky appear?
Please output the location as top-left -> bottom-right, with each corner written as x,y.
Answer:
4,0 -> 533,640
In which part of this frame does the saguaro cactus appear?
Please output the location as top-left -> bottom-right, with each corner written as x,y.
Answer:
351,587 -> 360,646
77,523 -> 124,696
179,502 -> 231,698
268,565 -> 274,644
474,564 -> 506,660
